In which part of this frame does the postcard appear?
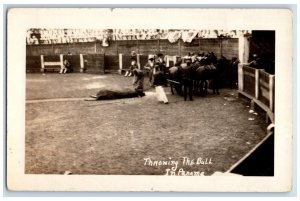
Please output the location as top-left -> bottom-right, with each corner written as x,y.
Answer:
6,8 -> 293,192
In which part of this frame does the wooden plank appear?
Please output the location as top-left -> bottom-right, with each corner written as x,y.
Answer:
44,62 -> 61,66
60,54 -> 63,67
40,55 -> 44,71
119,54 -> 123,70
243,71 -> 255,78
255,69 -> 259,99
259,79 -> 270,89
259,87 -> 270,99
80,54 -> 84,72
238,64 -> 243,91
137,54 -> 141,69
269,75 -> 275,112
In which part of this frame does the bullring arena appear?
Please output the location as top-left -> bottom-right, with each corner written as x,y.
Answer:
25,29 -> 275,176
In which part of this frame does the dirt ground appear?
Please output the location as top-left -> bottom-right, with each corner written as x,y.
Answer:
25,73 -> 268,175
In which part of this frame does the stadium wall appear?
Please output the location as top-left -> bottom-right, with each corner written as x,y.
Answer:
26,38 -> 239,73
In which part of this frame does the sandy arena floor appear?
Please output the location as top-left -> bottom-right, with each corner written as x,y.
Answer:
25,73 -> 268,175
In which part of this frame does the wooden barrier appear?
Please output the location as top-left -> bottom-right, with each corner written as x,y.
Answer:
83,54 -> 105,74
38,53 -> 105,73
63,54 -> 82,72
117,54 -> 182,74
104,55 -> 119,72
27,38 -> 239,59
165,55 -> 180,67
40,54 -> 63,73
238,64 -> 275,123
139,55 -> 149,70
117,54 -> 143,74
26,56 -> 41,73
27,38 -> 240,73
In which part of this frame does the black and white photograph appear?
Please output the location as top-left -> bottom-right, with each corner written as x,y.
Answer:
6,8 -> 293,192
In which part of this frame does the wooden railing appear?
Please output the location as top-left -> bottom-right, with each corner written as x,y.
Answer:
40,54 -> 86,73
117,54 -> 181,74
238,64 -> 275,122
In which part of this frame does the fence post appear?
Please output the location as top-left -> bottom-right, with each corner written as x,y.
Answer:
179,40 -> 181,56
40,55 -> 45,73
118,53 -> 123,74
80,54 -> 84,73
102,54 -> 105,74
269,75 -> 275,112
165,55 -> 170,67
60,54 -> 64,68
238,34 -> 250,64
255,69 -> 259,99
137,54 -> 141,69
238,64 -> 244,91
173,56 -> 177,64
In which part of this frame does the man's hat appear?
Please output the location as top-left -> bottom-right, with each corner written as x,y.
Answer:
149,55 -> 155,60
196,56 -> 202,61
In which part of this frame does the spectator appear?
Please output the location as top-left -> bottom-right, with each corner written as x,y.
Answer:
248,54 -> 262,69
125,54 -> 138,77
156,53 -> 166,70
152,63 -> 168,104
31,35 -> 39,45
144,56 -> 156,86
132,68 -> 145,97
60,59 -> 71,74
175,57 -> 182,67
180,58 -> 193,101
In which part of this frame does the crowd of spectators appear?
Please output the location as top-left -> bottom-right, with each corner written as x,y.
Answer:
26,29 -> 252,45
27,29 -> 113,45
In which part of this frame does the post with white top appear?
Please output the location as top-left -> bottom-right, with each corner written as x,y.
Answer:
80,54 -> 84,73
238,64 -> 244,92
40,55 -> 45,73
238,34 -> 251,64
60,54 -> 64,69
173,56 -> 177,65
137,54 -> 141,69
118,53 -> 123,74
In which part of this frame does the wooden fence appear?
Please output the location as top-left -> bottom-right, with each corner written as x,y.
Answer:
27,53 -> 181,74
30,54 -> 105,74
238,64 -> 275,122
26,38 -> 239,72
26,38 -> 239,59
